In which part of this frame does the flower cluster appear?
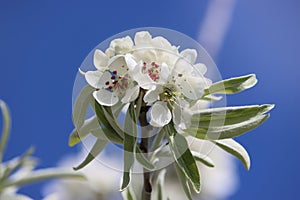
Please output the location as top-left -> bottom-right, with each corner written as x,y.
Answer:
80,31 -> 212,131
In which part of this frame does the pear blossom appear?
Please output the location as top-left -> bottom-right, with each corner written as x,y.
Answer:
105,36 -> 134,57
80,31 -> 212,129
81,50 -> 139,106
126,31 -> 212,128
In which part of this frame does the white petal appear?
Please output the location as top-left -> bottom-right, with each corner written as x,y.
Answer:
110,36 -> 133,54
128,61 -> 154,90
180,49 -> 197,64
85,70 -> 103,88
149,101 -> 172,127
108,55 -> 128,76
94,49 -> 109,70
105,47 -> 115,57
93,90 -> 119,106
151,36 -> 173,50
172,99 -> 192,133
97,71 -> 114,88
121,85 -> 140,104
124,54 -> 137,70
132,49 -> 157,63
173,57 -> 193,75
194,63 -> 207,74
144,86 -> 162,105
134,31 -> 152,45
159,62 -> 170,84
176,76 -> 205,100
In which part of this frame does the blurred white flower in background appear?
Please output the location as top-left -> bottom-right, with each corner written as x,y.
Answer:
0,188 -> 33,200
42,147 -> 122,200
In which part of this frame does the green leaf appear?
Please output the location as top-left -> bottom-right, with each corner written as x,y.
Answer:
188,104 -> 274,140
156,169 -> 166,200
0,100 -> 11,163
121,185 -> 136,200
0,169 -> 85,191
213,139 -> 251,170
94,100 -> 123,144
192,104 -> 274,126
191,151 -> 215,168
73,138 -> 108,170
69,116 -> 99,146
121,102 -> 138,191
70,102 -> 126,147
135,146 -> 155,170
204,74 -> 257,95
150,128 -> 166,153
189,114 -> 270,140
102,105 -> 124,136
174,163 -> 193,200
72,85 -> 94,130
168,132 -> 201,193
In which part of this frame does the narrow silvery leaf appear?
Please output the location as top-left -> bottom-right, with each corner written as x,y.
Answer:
1,147 -> 35,181
94,101 -> 123,144
190,114 -> 270,140
69,116 -> 98,147
0,100 -> 11,162
191,151 -> 215,168
102,105 -> 124,135
192,104 -> 274,125
136,146 -> 155,170
121,185 -> 136,200
156,169 -> 166,200
213,139 -> 251,170
168,132 -> 201,193
73,138 -> 108,170
68,131 -> 81,147
121,102 -> 138,191
0,169 -> 85,190
70,102 -> 126,147
72,85 -> 94,130
174,163 -> 193,200
204,74 -> 257,95
150,128 -> 165,153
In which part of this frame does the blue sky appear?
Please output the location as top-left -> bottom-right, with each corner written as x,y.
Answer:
0,0 -> 299,199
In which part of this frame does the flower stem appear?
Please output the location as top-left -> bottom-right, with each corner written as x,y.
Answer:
139,106 -> 152,200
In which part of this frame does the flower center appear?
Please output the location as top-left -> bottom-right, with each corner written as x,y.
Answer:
142,61 -> 161,82
105,70 -> 129,95
160,84 -> 178,103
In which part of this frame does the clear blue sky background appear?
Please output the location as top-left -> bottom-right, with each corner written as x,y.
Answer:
0,0 -> 299,199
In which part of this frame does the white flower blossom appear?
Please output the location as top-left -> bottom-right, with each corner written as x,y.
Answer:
127,31 -> 212,128
82,51 -> 139,106
80,31 -> 212,129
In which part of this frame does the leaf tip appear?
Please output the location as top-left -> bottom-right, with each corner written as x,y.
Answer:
72,166 -> 80,171
68,131 -> 81,147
